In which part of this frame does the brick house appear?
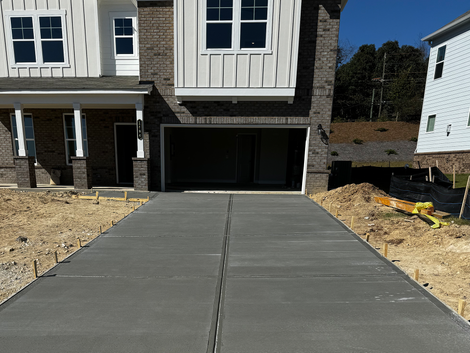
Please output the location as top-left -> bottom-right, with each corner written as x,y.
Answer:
0,0 -> 348,193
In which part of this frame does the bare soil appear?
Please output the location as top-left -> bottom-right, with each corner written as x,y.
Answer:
310,183 -> 470,321
0,189 -> 139,303
330,121 -> 420,144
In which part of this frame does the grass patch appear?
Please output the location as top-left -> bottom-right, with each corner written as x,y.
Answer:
379,212 -> 408,220
446,217 -> 470,226
351,161 -> 413,168
444,173 -> 470,189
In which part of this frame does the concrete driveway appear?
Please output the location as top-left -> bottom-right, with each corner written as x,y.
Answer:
1,193 -> 470,352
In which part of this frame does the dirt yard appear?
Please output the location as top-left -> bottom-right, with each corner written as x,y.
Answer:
0,189 -> 140,303
310,183 -> 470,321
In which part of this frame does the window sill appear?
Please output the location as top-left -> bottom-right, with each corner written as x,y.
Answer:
11,64 -> 71,69
200,49 -> 273,55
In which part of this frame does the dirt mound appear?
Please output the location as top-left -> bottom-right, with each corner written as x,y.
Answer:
310,183 -> 470,320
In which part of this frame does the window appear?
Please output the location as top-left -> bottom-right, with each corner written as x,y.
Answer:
6,11 -> 68,67
110,14 -> 137,58
204,0 -> 272,52
426,115 -> 436,132
434,45 -> 446,79
11,114 -> 36,158
63,114 -> 88,165
114,18 -> 135,55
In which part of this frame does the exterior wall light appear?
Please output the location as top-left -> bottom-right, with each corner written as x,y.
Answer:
317,124 -> 329,145
447,124 -> 452,136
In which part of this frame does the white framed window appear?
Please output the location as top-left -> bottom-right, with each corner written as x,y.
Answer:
434,45 -> 446,79
63,114 -> 88,165
10,114 -> 36,159
5,10 -> 69,68
426,114 -> 436,132
202,0 -> 273,54
110,13 -> 138,58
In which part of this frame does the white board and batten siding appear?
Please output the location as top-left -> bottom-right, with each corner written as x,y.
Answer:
0,0 -> 100,78
98,0 -> 139,76
416,21 -> 470,154
174,0 -> 302,101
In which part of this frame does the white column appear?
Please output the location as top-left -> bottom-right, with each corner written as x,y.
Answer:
14,102 -> 27,157
73,103 -> 84,157
301,127 -> 311,195
136,103 -> 145,158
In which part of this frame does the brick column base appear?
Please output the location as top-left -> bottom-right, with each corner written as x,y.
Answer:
14,156 -> 37,188
133,158 -> 150,191
305,171 -> 329,194
71,157 -> 92,190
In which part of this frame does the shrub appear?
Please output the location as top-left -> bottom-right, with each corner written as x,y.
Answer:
375,127 -> 388,132
410,137 -> 418,142
352,138 -> 363,144
330,151 -> 339,156
385,149 -> 398,155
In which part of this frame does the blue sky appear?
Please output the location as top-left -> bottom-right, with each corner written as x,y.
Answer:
339,1 -> 470,50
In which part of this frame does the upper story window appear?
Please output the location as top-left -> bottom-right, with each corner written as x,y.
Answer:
426,114 -> 436,132
5,11 -> 68,67
434,45 -> 446,79
11,114 -> 36,159
203,0 -> 272,53
110,14 -> 137,58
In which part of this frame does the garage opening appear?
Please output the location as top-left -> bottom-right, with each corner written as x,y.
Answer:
162,126 -> 307,192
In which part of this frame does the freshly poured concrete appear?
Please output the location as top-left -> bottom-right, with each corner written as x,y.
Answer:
1,193 -> 470,352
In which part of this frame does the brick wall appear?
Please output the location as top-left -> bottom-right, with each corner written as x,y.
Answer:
138,0 -> 342,192
414,151 -> 470,174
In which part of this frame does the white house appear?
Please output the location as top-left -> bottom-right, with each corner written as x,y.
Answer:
414,10 -> 470,173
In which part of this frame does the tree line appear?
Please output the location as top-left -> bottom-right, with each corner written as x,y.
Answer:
333,40 -> 429,122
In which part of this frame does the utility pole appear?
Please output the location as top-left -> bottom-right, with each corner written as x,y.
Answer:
369,89 -> 375,122
378,53 -> 386,118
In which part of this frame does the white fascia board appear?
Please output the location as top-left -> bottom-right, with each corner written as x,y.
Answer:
175,88 -> 295,102
0,93 -> 145,107
422,12 -> 470,42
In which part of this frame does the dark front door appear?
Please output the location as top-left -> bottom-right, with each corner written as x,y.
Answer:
236,134 -> 256,183
115,124 -> 137,184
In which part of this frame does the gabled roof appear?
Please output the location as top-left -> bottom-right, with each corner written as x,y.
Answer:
422,10 -> 470,42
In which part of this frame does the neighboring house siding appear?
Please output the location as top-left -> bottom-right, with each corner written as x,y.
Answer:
99,0 -> 139,76
175,0 -> 301,91
416,21 -> 470,154
0,0 -> 100,78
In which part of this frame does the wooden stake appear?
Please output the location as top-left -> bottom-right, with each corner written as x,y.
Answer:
140,201 -> 143,206
335,208 -> 338,218
383,243 -> 388,258
77,238 -> 81,248
459,175 -> 470,219
133,205 -> 135,211
458,299 -> 467,316
32,260 -> 38,279
147,196 -> 150,201
413,269 -> 419,281
329,202 -> 332,213
99,225 -> 102,234
351,216 -> 355,230
365,233 -> 370,242
95,191 -> 99,200
53,251 -> 58,264
124,191 -> 128,200
110,220 -> 114,227
321,199 -> 323,207
453,165 -> 456,189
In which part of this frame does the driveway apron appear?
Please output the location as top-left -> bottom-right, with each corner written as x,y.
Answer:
1,194 -> 470,352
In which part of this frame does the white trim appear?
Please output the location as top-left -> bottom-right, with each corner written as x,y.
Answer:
4,10 -> 70,69
433,44 -> 446,80
10,110 -> 36,159
161,124 -> 309,129
63,112 -> 88,165
174,0 -> 179,88
175,87 -> 295,102
114,122 -> 136,185
109,12 -> 139,59
426,114 -> 436,133
0,90 -> 150,95
301,126 -> 310,195
160,123 -> 166,192
12,104 -> 27,157
135,103 -> 144,158
200,0 -> 274,55
73,103 -> 84,157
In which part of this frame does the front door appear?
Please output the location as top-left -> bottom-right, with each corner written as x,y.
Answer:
115,124 -> 137,184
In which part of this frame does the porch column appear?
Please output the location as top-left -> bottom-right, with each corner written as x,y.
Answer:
73,103 -> 84,157
133,103 -> 150,191
14,103 -> 27,156
136,103 -> 144,158
71,103 -> 91,189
